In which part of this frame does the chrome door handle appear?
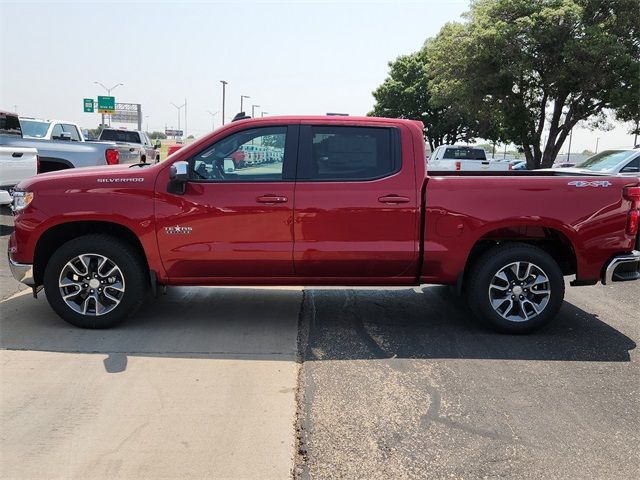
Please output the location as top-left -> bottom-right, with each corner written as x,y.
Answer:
378,195 -> 410,204
256,195 -> 288,204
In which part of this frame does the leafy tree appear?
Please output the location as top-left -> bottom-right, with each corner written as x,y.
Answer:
187,135 -> 195,139
369,49 -> 475,151
428,0 -> 640,168
149,131 -> 167,140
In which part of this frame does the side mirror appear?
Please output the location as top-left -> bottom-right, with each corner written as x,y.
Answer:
168,160 -> 189,194
57,132 -> 72,141
223,158 -> 235,173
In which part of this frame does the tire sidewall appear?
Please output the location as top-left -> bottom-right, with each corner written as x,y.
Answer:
44,236 -> 146,328
467,245 -> 565,334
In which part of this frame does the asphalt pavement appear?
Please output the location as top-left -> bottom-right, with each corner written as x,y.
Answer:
1,209 -> 638,479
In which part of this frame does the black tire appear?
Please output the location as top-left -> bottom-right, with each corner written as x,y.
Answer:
43,234 -> 148,328
465,243 -> 565,334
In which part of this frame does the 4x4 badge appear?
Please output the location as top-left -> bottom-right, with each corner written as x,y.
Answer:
165,226 -> 193,235
568,180 -> 612,188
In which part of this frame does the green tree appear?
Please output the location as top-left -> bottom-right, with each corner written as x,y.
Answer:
368,49 -> 474,151
428,0 -> 640,168
149,131 -> 167,140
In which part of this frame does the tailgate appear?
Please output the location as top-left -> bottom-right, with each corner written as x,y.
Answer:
0,146 -> 38,187
458,159 -> 510,171
117,145 -> 142,164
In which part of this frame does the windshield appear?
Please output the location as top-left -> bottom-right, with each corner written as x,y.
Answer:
578,150 -> 638,172
100,130 -> 142,143
20,119 -> 50,138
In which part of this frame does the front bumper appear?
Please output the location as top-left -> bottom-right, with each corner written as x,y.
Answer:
8,253 -> 35,287
603,250 -> 640,285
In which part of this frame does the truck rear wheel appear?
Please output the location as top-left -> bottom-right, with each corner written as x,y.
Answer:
465,243 -> 565,333
43,234 -> 148,328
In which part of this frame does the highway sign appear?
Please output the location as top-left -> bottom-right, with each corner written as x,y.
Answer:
97,96 -> 115,113
165,129 -> 184,136
83,98 -> 94,113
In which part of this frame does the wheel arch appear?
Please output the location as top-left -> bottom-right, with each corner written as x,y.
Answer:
461,224 -> 578,289
33,220 -> 150,285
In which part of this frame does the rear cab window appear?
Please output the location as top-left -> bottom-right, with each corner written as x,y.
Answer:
443,147 -> 487,160
101,130 -> 143,144
298,125 -> 401,181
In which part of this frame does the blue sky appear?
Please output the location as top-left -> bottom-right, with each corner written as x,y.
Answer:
0,0 -> 635,151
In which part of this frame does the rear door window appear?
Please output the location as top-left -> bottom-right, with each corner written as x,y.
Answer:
298,126 -> 400,181
62,124 -> 81,141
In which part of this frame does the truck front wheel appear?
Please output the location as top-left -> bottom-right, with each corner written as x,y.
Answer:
465,243 -> 565,333
43,234 -> 148,328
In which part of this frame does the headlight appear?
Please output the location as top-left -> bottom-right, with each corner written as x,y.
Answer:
12,191 -> 34,212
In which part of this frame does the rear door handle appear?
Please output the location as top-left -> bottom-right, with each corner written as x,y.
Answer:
378,195 -> 410,204
256,195 -> 288,204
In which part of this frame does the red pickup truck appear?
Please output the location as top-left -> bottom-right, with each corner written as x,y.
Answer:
8,116 -> 640,332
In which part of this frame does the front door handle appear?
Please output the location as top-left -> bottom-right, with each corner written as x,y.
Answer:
256,195 -> 288,204
378,195 -> 410,204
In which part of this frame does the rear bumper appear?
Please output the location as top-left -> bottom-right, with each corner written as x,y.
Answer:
603,250 -> 640,285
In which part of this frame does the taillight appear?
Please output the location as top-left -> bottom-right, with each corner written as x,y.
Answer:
508,163 -> 513,171
624,186 -> 640,206
624,186 -> 640,235
455,161 -> 461,171
627,209 -> 639,235
105,149 -> 119,165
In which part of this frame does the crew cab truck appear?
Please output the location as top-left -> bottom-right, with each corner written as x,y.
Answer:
8,116 -> 640,333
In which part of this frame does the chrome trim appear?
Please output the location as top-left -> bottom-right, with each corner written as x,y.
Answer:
8,254 -> 35,286
603,250 -> 640,285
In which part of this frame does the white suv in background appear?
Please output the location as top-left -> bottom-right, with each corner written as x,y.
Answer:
428,145 -> 511,171
19,118 -> 85,142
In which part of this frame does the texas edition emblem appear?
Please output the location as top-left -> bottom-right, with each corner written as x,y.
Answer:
165,226 -> 193,235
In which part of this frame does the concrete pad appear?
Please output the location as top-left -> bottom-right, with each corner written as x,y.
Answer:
0,287 -> 302,480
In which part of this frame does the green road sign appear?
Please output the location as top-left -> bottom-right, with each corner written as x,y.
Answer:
97,96 -> 115,114
83,98 -> 94,113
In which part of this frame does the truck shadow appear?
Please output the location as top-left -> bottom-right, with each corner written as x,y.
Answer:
0,285 -> 635,373
300,287 -> 636,363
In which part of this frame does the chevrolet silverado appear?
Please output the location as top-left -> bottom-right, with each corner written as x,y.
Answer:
8,116 -> 640,332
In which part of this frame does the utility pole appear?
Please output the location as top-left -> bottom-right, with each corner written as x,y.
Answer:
634,120 -> 639,147
220,80 -> 228,125
207,110 -> 219,131
240,95 -> 250,113
184,98 -> 187,139
251,104 -> 260,118
94,81 -> 123,127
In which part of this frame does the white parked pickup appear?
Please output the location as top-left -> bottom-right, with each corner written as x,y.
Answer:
428,145 -> 511,171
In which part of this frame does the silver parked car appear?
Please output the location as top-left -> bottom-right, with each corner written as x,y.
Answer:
545,148 -> 639,176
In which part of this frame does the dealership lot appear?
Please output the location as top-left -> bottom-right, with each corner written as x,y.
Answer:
1,211 -> 639,479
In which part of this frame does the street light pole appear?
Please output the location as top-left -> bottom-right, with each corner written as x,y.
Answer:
261,112 -> 268,118
170,102 -> 186,139
240,95 -> 250,113
567,127 -> 573,164
145,116 -> 149,132
207,110 -> 219,131
220,80 -> 228,125
251,104 -> 260,118
94,81 -> 123,127
595,137 -> 600,154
